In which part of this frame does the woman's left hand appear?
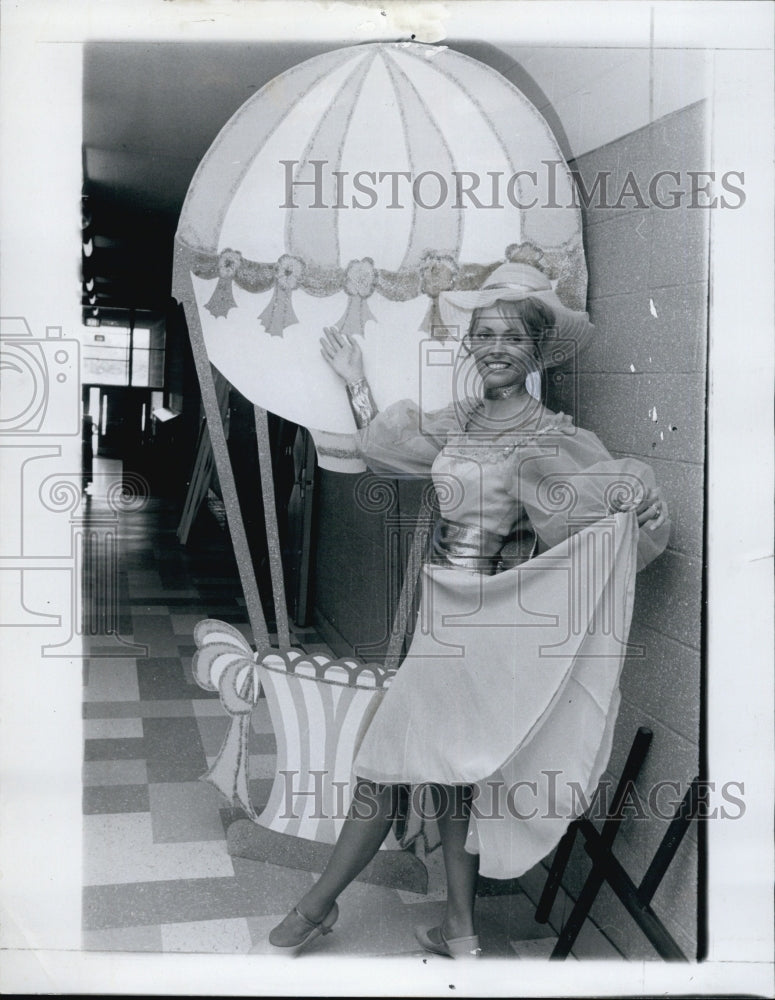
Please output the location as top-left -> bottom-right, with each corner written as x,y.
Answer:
610,487 -> 667,531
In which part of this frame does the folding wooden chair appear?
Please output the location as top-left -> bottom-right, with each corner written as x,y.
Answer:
536,725 -> 700,960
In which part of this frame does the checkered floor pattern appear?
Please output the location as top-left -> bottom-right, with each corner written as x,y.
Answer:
81,466 -> 617,958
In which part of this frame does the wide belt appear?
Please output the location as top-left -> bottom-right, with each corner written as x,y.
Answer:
430,517 -> 537,575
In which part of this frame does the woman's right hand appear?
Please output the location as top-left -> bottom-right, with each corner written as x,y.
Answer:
320,326 -> 365,384
609,486 -> 666,531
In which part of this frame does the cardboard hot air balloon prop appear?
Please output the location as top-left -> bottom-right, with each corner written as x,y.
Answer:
174,41 -> 587,471
173,41 -> 589,861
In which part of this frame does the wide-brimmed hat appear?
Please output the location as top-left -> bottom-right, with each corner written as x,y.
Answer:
439,262 -> 594,368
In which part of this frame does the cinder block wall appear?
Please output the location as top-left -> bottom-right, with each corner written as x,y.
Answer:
542,100 -> 708,958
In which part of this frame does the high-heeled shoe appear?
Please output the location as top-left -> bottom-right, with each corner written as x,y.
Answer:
268,901 -> 339,951
415,924 -> 481,959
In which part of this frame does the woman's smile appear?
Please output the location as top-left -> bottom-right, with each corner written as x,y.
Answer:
477,353 -> 532,390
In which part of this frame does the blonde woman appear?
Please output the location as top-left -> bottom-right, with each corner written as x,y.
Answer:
269,263 -> 670,958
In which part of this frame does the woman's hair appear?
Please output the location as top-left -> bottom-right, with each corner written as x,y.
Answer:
470,296 -> 556,346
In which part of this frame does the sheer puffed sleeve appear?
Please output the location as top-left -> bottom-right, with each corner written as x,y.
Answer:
355,398 -> 459,477
510,419 -> 671,571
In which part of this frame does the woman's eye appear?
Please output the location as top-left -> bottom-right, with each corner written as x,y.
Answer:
464,330 -> 532,349
473,335 -> 529,345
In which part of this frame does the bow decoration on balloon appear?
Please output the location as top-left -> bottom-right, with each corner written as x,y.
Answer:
192,619 -> 267,819
335,258 -> 378,338
195,249 -> 276,318
259,254 -> 306,337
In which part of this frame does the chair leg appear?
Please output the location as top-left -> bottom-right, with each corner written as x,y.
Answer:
535,821 -> 578,924
638,777 -> 700,905
549,765 -> 700,961
548,727 -> 653,959
550,835 -> 608,959
580,822 -> 689,961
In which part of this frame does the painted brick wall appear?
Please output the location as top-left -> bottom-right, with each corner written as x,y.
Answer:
543,100 -> 708,959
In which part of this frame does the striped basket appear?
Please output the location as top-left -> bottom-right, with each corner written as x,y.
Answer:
193,619 -> 394,845
257,650 -> 392,844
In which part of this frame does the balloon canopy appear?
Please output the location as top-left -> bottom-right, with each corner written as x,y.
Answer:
174,41 -> 588,471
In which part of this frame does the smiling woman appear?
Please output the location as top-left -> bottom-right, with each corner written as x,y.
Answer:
269,261 -> 671,957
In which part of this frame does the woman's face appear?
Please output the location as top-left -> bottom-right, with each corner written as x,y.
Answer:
464,312 -> 538,391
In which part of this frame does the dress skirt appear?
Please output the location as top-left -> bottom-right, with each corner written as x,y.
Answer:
352,511 -> 640,879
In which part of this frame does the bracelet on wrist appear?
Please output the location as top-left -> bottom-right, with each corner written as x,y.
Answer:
346,377 -> 376,429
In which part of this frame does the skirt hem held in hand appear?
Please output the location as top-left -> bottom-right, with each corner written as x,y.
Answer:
352,512 -> 639,880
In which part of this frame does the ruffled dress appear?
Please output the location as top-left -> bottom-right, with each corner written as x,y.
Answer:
351,398 -> 671,879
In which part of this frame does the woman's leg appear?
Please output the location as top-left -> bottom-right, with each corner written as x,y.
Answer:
270,779 -> 397,939
435,783 -> 478,939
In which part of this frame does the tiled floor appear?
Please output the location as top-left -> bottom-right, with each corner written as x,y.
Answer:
81,461 -> 614,959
